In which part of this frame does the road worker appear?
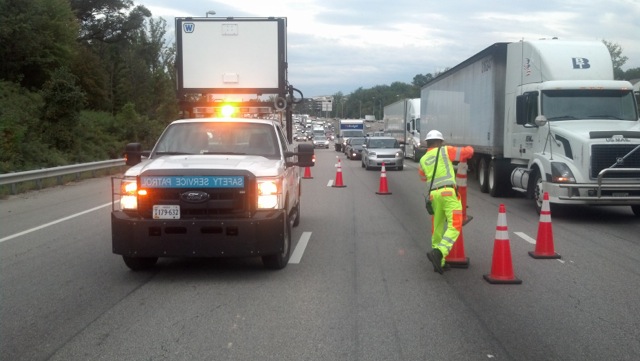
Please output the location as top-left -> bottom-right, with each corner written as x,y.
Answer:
418,130 -> 474,274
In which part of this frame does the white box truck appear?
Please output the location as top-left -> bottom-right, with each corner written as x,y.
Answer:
334,119 -> 365,151
383,98 -> 421,161
420,39 -> 640,214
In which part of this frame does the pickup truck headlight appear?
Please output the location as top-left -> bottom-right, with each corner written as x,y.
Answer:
257,178 -> 282,209
120,179 -> 139,210
551,162 -> 576,183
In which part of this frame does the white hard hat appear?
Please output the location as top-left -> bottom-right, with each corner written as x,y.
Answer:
425,130 -> 444,141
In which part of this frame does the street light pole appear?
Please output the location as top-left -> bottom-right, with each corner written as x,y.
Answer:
206,10 -> 216,17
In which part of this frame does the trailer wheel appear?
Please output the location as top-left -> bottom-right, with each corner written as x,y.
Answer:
262,213 -> 292,270
488,159 -> 510,197
478,157 -> 489,193
631,205 -> 640,217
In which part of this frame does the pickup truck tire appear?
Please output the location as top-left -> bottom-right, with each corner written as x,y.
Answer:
122,256 -> 158,271
262,213 -> 292,270
292,199 -> 301,227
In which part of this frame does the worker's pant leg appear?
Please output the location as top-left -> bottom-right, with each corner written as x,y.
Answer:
434,189 -> 463,264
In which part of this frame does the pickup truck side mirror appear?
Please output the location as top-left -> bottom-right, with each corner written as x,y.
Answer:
125,143 -> 142,166
285,143 -> 315,167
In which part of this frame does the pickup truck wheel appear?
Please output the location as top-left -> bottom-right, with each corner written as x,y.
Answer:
631,205 -> 640,217
478,157 -> 489,193
292,200 -> 301,227
262,214 -> 292,270
122,256 -> 158,271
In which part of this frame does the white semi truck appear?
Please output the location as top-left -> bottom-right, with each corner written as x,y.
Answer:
383,98 -> 421,161
419,39 -> 640,215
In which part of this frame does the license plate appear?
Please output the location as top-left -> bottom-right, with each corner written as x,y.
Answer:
612,192 -> 629,197
153,205 -> 180,219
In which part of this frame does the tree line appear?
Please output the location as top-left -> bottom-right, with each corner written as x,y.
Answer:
1,1 -> 638,173
0,0 -> 176,173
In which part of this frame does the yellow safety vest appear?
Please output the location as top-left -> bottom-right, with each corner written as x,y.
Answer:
420,146 -> 457,189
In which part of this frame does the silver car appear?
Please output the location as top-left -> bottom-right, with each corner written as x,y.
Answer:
361,136 -> 404,170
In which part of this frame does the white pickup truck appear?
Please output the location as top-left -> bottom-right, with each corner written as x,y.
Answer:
112,117 -> 315,270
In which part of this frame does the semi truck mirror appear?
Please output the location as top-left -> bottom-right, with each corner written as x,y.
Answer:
534,115 -> 548,127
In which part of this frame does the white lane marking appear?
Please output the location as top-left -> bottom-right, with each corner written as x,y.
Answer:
289,231 -> 312,264
0,202 -> 114,243
514,231 -> 536,244
327,180 -> 334,187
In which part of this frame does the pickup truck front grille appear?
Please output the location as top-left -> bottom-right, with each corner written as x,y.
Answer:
135,172 -> 256,219
591,144 -> 640,179
138,187 -> 250,219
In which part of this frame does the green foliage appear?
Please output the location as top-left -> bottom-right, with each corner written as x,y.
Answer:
0,0 -> 79,89
0,81 -> 43,172
603,39 -> 629,80
40,67 -> 87,152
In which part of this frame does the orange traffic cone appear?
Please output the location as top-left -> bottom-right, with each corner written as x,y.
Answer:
332,157 -> 346,188
447,161 -> 470,268
446,230 -> 469,268
483,204 -> 522,284
375,162 -> 392,195
529,192 -> 561,259
303,166 -> 313,179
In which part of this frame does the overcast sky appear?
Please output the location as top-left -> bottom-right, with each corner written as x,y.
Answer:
138,0 -> 640,97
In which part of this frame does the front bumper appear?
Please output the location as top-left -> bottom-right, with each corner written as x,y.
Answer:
111,210 -> 285,258
364,156 -> 403,168
549,182 -> 640,206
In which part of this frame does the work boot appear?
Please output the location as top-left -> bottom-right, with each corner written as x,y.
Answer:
427,249 -> 444,275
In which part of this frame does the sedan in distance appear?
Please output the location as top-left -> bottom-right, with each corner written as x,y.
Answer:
361,136 -> 404,170
344,137 -> 366,160
312,135 -> 330,148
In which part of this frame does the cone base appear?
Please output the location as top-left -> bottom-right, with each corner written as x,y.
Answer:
528,251 -> 561,259
302,176 -> 314,179
446,258 -> 469,268
332,185 -> 346,188
376,191 -> 392,195
483,274 -> 522,284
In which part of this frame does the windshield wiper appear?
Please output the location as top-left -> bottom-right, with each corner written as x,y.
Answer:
587,115 -> 622,120
154,151 -> 196,155
547,115 -> 577,120
201,151 -> 247,155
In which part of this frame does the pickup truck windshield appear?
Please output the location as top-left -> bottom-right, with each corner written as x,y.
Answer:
542,89 -> 638,121
153,122 -> 281,159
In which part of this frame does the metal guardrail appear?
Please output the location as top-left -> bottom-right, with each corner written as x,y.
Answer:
0,159 -> 126,195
